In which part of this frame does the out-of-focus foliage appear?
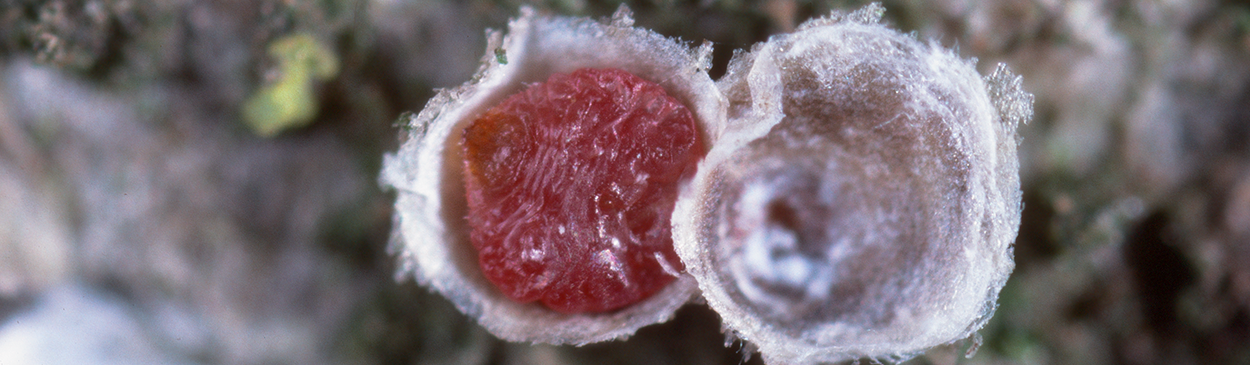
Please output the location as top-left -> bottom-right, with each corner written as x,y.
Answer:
242,33 -> 340,137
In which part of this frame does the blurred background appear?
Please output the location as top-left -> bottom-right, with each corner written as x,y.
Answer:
0,0 -> 1247,364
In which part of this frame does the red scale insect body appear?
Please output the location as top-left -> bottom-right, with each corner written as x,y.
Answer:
461,68 -> 703,313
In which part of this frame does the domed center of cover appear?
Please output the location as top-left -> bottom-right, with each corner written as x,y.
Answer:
461,68 -> 702,313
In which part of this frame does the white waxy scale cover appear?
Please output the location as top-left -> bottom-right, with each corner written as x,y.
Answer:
383,3 -> 1032,362
380,6 -> 723,345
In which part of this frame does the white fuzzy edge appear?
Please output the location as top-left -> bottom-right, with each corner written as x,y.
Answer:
380,6 -> 726,345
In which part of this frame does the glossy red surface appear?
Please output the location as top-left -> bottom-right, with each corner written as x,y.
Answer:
461,68 -> 701,313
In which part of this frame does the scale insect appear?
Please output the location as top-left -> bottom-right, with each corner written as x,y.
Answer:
382,3 -> 1031,363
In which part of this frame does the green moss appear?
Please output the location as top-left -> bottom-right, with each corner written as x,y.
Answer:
241,33 -> 340,137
